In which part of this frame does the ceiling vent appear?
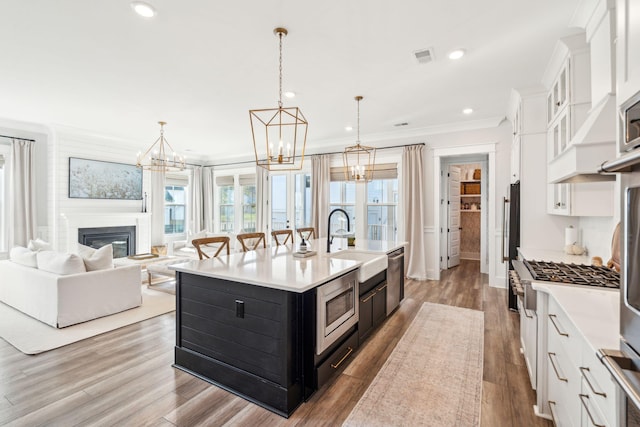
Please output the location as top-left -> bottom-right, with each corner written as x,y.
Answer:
414,48 -> 434,64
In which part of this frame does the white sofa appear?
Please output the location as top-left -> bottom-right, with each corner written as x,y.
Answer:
0,260 -> 142,328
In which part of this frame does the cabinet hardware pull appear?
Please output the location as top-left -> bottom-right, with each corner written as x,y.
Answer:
501,197 -> 509,262
579,367 -> 607,397
579,394 -> 606,427
376,284 -> 387,292
361,292 -> 376,303
522,308 -> 533,319
548,352 -> 568,382
549,314 -> 569,337
331,347 -> 353,369
548,401 -> 558,426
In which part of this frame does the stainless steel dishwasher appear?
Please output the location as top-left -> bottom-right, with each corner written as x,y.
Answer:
386,248 -> 404,314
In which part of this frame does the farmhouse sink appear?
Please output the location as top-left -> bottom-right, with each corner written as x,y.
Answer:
328,250 -> 388,282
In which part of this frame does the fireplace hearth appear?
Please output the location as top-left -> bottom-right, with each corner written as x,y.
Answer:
78,226 -> 136,258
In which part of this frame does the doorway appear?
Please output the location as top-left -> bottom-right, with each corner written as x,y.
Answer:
440,155 -> 488,272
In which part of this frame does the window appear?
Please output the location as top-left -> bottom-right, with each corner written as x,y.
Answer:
165,185 -> 186,234
329,181 -> 356,234
215,172 -> 256,233
241,181 -> 256,232
366,179 -> 398,240
219,184 -> 235,232
294,174 -> 311,229
0,149 -> 7,252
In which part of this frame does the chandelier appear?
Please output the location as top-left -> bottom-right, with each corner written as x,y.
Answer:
136,121 -> 185,172
343,96 -> 375,182
249,27 -> 308,171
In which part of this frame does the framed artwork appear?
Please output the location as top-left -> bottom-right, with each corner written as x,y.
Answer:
69,157 -> 143,200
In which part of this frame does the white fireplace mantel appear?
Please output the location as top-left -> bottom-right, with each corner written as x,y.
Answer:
60,212 -> 151,254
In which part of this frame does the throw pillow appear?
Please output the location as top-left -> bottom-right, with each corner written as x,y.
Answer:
27,238 -> 52,251
9,246 -> 38,268
36,251 -> 86,275
76,243 -> 114,271
186,230 -> 207,247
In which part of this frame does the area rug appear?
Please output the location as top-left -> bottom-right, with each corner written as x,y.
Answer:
0,287 -> 175,355
343,302 -> 484,427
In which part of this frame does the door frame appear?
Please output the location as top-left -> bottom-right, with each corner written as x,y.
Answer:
434,143 -> 495,280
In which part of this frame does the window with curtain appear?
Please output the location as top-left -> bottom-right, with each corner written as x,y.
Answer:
366,178 -> 398,240
0,152 -> 6,251
165,173 -> 189,234
329,181 -> 356,234
295,173 -> 311,229
240,174 -> 256,232
219,186 -> 234,233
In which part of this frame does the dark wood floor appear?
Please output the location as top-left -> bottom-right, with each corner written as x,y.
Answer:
0,260 -> 551,426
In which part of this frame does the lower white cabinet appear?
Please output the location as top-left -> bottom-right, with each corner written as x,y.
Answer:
544,296 -> 617,427
518,295 -> 537,389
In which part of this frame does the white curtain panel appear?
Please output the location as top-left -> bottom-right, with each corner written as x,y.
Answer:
150,170 -> 166,246
402,145 -> 427,280
202,167 -> 214,232
190,166 -> 203,233
255,166 -> 267,233
9,139 -> 37,248
311,154 -> 331,239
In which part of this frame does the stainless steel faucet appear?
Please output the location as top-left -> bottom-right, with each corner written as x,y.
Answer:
327,208 -> 350,253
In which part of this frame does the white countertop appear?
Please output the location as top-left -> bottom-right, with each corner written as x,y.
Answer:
532,282 -> 620,353
518,247 -> 592,265
170,239 -> 406,293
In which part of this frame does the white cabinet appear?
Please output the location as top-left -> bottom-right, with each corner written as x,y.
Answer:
543,32 -> 614,217
616,0 -> 640,105
518,295 -> 537,389
543,295 -> 618,427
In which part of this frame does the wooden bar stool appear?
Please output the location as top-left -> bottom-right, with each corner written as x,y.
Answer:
297,227 -> 316,241
271,229 -> 294,246
236,232 -> 267,252
192,236 -> 230,259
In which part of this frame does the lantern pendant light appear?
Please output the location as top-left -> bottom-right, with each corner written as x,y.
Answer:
249,27 -> 308,171
343,96 -> 375,182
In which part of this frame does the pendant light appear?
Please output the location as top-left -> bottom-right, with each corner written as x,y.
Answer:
136,121 -> 185,172
249,27 -> 308,171
343,96 -> 375,182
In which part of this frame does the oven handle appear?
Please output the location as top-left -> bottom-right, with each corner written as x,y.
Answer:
501,196 -> 510,263
598,349 -> 640,412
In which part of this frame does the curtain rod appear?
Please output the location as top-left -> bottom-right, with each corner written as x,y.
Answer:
0,134 -> 35,142
204,142 -> 426,168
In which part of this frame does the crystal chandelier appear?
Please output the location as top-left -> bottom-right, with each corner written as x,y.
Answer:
343,96 -> 375,182
249,27 -> 308,171
136,121 -> 185,172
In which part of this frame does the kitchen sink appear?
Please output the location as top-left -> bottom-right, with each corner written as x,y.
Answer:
328,250 -> 388,282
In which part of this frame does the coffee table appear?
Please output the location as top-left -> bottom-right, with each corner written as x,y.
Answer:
145,257 -> 191,285
113,254 -> 174,284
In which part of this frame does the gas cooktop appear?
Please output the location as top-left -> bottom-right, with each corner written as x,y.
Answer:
524,260 -> 620,289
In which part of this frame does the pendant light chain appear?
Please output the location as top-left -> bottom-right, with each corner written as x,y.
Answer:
356,97 -> 361,145
278,31 -> 283,108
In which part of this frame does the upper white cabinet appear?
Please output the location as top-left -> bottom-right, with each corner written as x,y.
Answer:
616,0 -> 640,105
543,15 -> 616,216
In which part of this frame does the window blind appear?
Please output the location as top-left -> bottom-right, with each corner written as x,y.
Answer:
239,174 -> 256,185
166,173 -> 188,186
330,163 -> 398,181
215,176 -> 234,186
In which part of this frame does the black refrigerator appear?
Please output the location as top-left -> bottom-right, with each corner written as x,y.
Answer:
505,181 -> 520,311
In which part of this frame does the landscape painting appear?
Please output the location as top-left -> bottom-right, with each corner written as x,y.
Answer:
69,157 -> 143,200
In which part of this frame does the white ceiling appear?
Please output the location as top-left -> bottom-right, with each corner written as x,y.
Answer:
0,0 -> 582,164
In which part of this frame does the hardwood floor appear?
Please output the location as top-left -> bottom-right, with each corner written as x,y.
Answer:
0,260 -> 551,426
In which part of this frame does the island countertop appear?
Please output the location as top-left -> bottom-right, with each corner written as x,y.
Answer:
170,239 -> 405,293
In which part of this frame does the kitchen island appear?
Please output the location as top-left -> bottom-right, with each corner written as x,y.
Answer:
170,239 -> 405,417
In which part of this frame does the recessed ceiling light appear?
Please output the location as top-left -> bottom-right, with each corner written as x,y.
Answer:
131,2 -> 156,18
463,108 -> 473,115
284,91 -> 296,98
345,126 -> 353,132
448,49 -> 465,60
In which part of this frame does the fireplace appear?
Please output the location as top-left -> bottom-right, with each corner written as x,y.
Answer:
78,226 -> 136,258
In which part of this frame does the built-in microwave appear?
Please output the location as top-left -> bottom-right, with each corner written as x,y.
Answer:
621,90 -> 640,152
316,270 -> 358,355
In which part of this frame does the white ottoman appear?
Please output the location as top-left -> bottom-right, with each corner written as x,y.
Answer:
146,258 -> 191,284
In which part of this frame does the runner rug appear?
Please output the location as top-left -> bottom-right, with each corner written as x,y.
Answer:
343,302 -> 484,427
0,287 -> 175,355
